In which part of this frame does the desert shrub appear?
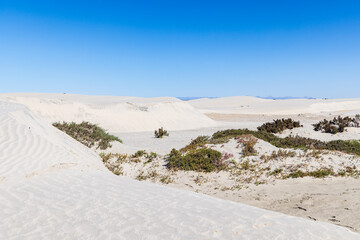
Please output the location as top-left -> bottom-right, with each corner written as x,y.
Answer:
146,152 -> 158,160
313,116 -> 360,134
211,128 -> 360,156
257,118 -> 302,133
53,121 -> 122,150
132,150 -> 146,158
154,127 -> 169,138
235,135 -> 258,156
324,140 -> 360,155
167,148 -> 225,172
180,136 -> 210,152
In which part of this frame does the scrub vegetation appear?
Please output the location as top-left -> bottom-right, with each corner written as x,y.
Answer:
53,121 -> 122,150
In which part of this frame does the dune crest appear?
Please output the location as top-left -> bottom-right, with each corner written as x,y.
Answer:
0,93 -> 216,132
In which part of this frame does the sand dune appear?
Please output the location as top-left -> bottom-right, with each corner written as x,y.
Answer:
0,93 -> 216,132
189,96 -> 360,115
1,100 -> 359,239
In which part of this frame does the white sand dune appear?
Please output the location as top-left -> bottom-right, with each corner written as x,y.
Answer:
0,93 -> 216,132
189,96 -> 360,115
1,101 -> 360,239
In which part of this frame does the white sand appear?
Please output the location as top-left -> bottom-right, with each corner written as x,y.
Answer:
189,96 -> 360,115
0,93 -> 216,132
1,99 -> 360,239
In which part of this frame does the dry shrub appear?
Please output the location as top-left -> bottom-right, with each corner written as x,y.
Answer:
235,134 -> 258,156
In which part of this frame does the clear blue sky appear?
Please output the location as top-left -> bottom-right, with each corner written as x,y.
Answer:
1,0 -> 360,98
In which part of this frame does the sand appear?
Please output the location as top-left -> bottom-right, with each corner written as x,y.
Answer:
189,96 -> 360,115
0,93 -> 216,132
1,94 -> 360,239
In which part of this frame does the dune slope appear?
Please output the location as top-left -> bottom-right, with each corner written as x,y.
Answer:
0,100 -> 359,239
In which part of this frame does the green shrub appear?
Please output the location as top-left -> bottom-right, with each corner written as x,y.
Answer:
167,148 -> 225,172
285,168 -> 334,179
257,118 -> 302,133
313,116 -> 360,134
154,127 -> 169,138
53,121 -> 122,150
211,128 -> 360,156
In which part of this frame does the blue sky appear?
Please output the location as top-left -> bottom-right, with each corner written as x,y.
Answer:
1,1 -> 360,98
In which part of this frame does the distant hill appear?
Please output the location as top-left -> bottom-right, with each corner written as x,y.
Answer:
257,96 -> 316,100
177,97 -> 218,101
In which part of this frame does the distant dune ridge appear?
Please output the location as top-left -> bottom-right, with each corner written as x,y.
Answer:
189,96 -> 360,115
0,97 -> 359,239
0,93 -> 217,132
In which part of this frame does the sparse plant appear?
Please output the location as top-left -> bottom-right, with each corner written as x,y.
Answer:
235,135 -> 258,156
159,175 -> 173,184
222,152 -> 234,160
284,168 -> 334,179
132,150 -> 146,158
154,127 -> 169,138
136,171 -> 148,181
260,150 -> 297,161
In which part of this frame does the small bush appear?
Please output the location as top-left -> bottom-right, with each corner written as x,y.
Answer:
154,127 -> 169,138
257,118 -> 302,133
53,121 -> 122,150
167,148 -> 226,172
235,135 -> 258,156
132,150 -> 146,158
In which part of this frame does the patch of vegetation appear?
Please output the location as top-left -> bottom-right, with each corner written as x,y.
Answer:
260,150 -> 297,161
284,168 -> 334,179
235,134 -> 258,156
145,152 -> 158,162
269,168 -> 283,176
154,127 -> 169,138
132,150 -> 146,158
136,171 -> 148,181
313,116 -> 360,134
180,136 -> 209,152
53,121 -> 122,150
159,175 -> 173,184
167,148 -> 226,172
257,118 -> 302,133
211,129 -> 360,156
